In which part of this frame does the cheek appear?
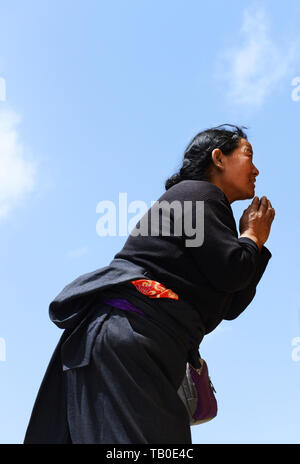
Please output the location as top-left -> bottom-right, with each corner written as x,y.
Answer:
228,163 -> 244,182
237,161 -> 250,177
227,163 -> 249,187
225,157 -> 248,183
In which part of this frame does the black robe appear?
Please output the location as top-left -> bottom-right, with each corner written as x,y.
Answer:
24,181 -> 272,443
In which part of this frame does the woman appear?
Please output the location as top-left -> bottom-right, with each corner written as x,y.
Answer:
24,124 -> 275,444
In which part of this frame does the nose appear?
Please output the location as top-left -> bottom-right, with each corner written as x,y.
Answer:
253,164 -> 259,177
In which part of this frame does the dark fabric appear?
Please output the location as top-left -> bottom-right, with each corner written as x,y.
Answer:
24,260 -> 150,444
24,285 -> 201,444
24,180 -> 272,444
49,258 -> 151,329
23,328 -> 72,444
25,295 -> 193,444
64,303 -> 192,444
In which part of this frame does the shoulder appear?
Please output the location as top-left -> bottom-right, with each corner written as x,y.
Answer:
158,180 -> 235,229
159,180 -> 229,203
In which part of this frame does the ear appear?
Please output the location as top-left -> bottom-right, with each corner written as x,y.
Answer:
211,148 -> 225,171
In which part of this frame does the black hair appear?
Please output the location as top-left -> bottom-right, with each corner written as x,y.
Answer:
165,124 -> 248,190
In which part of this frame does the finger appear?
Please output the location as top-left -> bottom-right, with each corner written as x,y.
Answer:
258,196 -> 268,213
266,201 -> 274,213
267,207 -> 275,222
268,200 -> 275,212
250,196 -> 260,210
267,199 -> 275,212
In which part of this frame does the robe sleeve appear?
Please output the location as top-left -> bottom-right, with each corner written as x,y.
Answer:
223,245 -> 272,320
186,198 -> 264,293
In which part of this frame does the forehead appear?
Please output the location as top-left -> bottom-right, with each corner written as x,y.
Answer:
238,138 -> 253,152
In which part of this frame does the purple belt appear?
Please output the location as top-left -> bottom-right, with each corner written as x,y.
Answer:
103,297 -> 193,349
103,298 -> 146,316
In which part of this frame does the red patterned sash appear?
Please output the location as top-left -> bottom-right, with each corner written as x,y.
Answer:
130,279 -> 179,300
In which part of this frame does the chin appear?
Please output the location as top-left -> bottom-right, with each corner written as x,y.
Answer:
236,189 -> 255,201
245,183 -> 256,198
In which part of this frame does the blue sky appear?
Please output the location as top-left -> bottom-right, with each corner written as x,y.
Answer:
0,0 -> 299,444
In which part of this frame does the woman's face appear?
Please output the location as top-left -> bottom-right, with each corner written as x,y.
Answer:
221,138 -> 259,203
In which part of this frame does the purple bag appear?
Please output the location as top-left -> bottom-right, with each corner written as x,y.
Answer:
177,358 -> 218,425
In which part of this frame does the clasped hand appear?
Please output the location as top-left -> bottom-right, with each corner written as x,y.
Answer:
239,196 -> 275,251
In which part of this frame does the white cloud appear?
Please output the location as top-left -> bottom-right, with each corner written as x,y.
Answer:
0,107 -> 36,220
215,4 -> 300,107
0,77 -> 6,102
67,246 -> 89,258
0,337 -> 6,362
